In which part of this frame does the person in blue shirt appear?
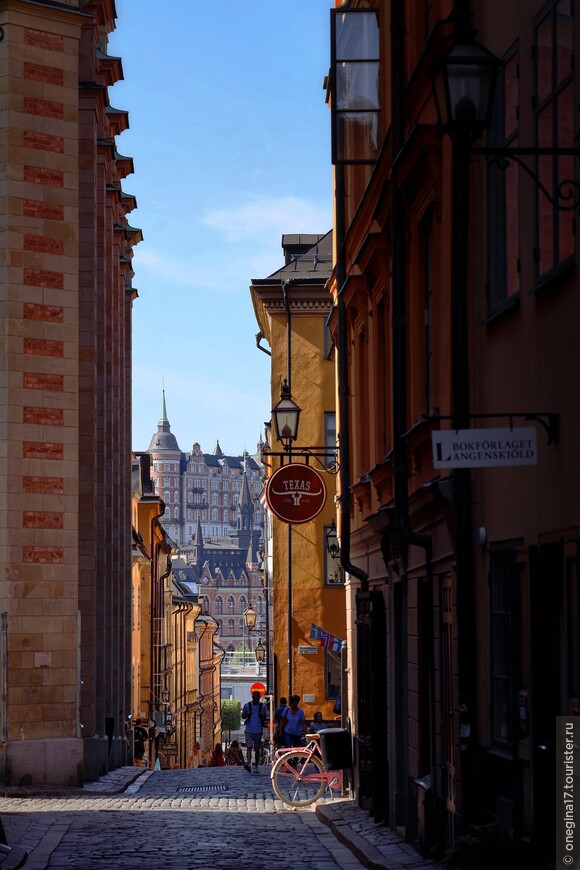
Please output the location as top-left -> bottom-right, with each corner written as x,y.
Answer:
241,690 -> 267,772
283,695 -> 306,748
274,696 -> 289,747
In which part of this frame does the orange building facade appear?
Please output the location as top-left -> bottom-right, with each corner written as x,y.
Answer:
328,1 -> 579,865
251,234 -> 346,720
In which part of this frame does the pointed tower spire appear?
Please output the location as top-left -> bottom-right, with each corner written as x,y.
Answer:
161,386 -> 168,423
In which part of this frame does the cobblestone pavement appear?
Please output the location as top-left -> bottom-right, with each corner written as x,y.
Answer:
0,766 -> 366,870
0,766 -> 442,870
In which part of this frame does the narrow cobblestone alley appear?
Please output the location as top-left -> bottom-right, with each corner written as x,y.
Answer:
0,767 -> 366,870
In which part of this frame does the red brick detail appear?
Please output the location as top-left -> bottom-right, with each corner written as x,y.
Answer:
23,200 -> 64,221
23,97 -> 64,120
23,476 -> 64,494
24,234 -> 64,255
23,407 -> 64,426
23,131 -> 64,154
23,63 -> 63,86
23,511 -> 63,529
23,303 -> 64,323
23,338 -> 64,357
23,372 -> 64,391
23,269 -> 64,289
23,546 -> 64,564
24,166 -> 64,187
24,29 -> 64,52
23,442 -> 64,461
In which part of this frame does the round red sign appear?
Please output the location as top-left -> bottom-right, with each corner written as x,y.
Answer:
265,463 -> 327,525
250,682 -> 266,696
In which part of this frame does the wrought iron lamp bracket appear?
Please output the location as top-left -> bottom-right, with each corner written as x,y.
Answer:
262,447 -> 339,474
472,146 -> 580,212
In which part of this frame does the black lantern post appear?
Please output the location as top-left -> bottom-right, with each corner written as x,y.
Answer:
325,519 -> 340,560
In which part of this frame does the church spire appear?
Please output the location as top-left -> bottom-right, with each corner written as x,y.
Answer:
161,386 -> 169,423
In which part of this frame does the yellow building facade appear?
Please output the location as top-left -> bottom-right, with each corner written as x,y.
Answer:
250,233 -> 345,721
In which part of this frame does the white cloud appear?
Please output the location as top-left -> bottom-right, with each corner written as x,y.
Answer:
202,195 -> 332,242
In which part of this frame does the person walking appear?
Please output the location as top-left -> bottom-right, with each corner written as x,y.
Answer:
283,695 -> 306,748
242,689 -> 267,772
274,696 -> 289,747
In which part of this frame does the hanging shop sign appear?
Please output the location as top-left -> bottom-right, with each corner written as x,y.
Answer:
432,426 -> 538,469
265,462 -> 327,524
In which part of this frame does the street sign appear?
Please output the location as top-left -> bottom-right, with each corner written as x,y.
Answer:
265,462 -> 327,524
298,646 -> 318,655
250,682 -> 266,696
432,426 -> 538,469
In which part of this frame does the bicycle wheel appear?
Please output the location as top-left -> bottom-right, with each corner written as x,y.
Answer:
271,750 -> 326,807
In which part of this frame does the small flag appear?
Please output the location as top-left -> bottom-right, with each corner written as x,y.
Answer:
310,623 -> 322,640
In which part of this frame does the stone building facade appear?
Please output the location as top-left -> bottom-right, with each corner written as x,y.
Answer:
146,393 -> 265,549
0,0 -> 139,785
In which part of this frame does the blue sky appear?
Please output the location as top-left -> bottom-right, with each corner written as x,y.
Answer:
108,2 -> 333,456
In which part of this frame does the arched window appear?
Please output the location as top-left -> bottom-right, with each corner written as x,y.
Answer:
174,491 -> 179,503
187,492 -> 193,504
212,509 -> 218,521
215,596 -> 223,615
223,510 -> 228,522
174,507 -> 179,518
223,494 -> 229,506
239,595 -> 247,614
256,595 -> 265,613
212,493 -> 218,506
203,596 -> 210,614
163,491 -> 170,504
227,595 -> 235,613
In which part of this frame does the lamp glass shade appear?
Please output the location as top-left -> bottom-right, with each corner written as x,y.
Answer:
272,394 -> 301,444
431,40 -> 499,135
255,642 -> 266,663
244,606 -> 257,629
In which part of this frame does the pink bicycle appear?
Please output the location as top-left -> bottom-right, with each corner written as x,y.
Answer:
270,734 -> 343,807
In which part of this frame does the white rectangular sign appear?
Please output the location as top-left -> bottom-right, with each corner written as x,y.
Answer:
298,646 -> 318,655
432,427 -> 538,469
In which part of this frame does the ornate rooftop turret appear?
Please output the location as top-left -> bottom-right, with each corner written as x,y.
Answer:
147,388 -> 180,452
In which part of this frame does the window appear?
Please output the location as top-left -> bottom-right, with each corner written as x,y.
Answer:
174,492 -> 179,503
212,509 -> 218,521
163,491 -> 170,504
164,477 -> 170,486
325,648 -> 341,700
174,507 -> 179,518
489,545 -> 520,750
227,596 -> 234,613
534,0 -> 574,281
324,412 -> 337,466
215,596 -> 223,615
420,209 -> 435,412
487,46 -> 520,314
331,8 -> 381,164
227,619 -> 234,634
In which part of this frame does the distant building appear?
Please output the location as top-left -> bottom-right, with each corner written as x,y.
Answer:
145,392 -> 265,548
